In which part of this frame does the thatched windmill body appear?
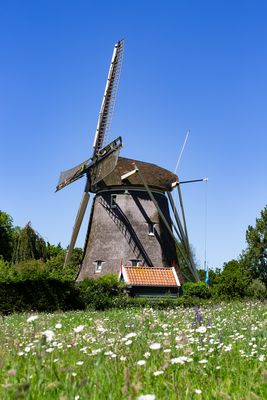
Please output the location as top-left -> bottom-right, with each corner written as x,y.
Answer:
56,40 -> 199,283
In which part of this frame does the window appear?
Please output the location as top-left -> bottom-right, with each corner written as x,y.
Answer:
148,222 -> 155,236
95,260 -> 103,273
130,259 -> 142,266
111,194 -> 117,208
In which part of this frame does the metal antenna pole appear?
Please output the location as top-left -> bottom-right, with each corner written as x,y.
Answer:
204,177 -> 208,275
174,130 -> 190,174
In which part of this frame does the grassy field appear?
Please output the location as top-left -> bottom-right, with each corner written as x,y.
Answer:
0,302 -> 266,399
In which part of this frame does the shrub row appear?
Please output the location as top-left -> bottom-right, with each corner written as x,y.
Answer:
0,279 -> 84,314
0,275 -> 266,314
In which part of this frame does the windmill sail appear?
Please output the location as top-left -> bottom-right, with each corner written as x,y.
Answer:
56,40 -> 125,266
56,159 -> 91,192
93,39 -> 124,155
91,150 -> 119,186
64,190 -> 90,266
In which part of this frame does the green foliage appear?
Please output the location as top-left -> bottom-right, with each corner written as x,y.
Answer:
78,275 -> 127,310
0,210 -> 16,261
245,279 -> 267,300
0,259 -> 48,282
241,205 -> 267,285
1,303 -> 267,399
182,281 -> 211,299
198,268 -> 221,285
214,259 -> 251,299
0,279 -> 84,314
46,247 -> 83,280
46,242 -> 63,259
0,249 -> 82,283
13,222 -> 47,263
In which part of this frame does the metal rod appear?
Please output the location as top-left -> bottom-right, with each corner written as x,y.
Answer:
178,178 -> 208,185
176,185 -> 199,281
168,191 -> 199,281
135,165 -> 199,281
167,191 -> 190,252
176,184 -> 189,245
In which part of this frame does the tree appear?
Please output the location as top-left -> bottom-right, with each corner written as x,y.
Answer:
46,242 -> 63,259
0,211 -> 15,261
241,205 -> 267,285
13,222 -> 47,263
215,259 -> 251,298
46,247 -> 83,280
198,268 -> 221,285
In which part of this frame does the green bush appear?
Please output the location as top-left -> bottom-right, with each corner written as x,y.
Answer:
245,279 -> 267,300
0,279 -> 85,314
214,260 -> 251,299
182,282 -> 211,299
78,275 -> 127,310
0,259 -> 49,282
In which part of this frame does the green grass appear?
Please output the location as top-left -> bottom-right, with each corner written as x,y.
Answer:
0,302 -> 267,399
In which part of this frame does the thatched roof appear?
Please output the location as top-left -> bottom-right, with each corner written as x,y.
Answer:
95,157 -> 177,192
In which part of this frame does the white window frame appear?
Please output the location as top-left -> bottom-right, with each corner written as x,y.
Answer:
148,222 -> 155,236
111,194 -> 117,208
130,259 -> 142,267
95,260 -> 103,273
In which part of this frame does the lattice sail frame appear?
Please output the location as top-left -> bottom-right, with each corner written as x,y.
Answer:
93,40 -> 124,155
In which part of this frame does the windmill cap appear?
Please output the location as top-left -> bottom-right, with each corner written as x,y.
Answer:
93,156 -> 178,192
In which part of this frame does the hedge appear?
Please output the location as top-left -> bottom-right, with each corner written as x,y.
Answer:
0,279 -> 84,314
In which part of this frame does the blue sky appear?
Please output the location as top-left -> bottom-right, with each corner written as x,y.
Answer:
1,1 -> 267,270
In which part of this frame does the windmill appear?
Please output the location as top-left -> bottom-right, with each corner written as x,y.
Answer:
56,40 -> 200,283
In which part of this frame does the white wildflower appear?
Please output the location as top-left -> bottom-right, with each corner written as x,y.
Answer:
73,325 -> 84,333
27,315 -> 38,323
194,389 -> 202,394
149,343 -> 161,350
163,349 -> 171,353
55,323 -> 62,329
144,352 -> 151,358
196,326 -> 207,334
46,348 -> 54,353
154,370 -> 164,376
259,355 -> 265,362
18,351 -> 24,356
125,340 -> 132,346
199,359 -> 208,364
171,357 -> 185,365
76,361 -> 84,365
137,395 -> 156,400
126,332 -> 136,338
42,330 -> 55,342
24,347 -> 31,353
137,360 -> 146,366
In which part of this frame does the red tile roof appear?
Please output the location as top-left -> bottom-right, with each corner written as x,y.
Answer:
122,266 -> 180,287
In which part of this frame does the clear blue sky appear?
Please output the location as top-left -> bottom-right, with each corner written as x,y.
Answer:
1,0 -> 267,270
